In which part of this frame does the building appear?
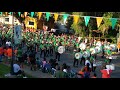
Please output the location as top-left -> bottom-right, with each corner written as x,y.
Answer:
0,15 -> 21,25
24,16 -> 37,29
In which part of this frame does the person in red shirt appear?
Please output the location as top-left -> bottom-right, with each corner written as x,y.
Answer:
100,66 -> 112,78
6,46 -> 13,63
3,46 -> 7,63
0,46 -> 4,62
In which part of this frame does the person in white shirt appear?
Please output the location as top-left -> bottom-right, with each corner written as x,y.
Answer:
13,61 -> 26,77
85,58 -> 92,68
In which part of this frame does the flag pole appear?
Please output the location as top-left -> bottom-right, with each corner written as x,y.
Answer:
10,12 -> 14,75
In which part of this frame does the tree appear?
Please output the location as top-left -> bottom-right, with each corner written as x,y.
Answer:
70,12 -> 85,36
98,12 -> 113,37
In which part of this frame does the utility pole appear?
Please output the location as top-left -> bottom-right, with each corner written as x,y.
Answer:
10,12 -> 14,75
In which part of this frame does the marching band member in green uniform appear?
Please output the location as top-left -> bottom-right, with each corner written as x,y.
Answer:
55,43 -> 60,61
40,42 -> 45,58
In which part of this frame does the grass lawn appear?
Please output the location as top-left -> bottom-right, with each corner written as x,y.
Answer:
0,63 -> 33,78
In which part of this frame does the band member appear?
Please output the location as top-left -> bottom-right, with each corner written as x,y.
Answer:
73,51 -> 79,67
40,42 -> 45,58
45,42 -> 50,57
55,43 -> 60,61
49,42 -> 53,56
80,50 -> 85,65
101,42 -> 105,58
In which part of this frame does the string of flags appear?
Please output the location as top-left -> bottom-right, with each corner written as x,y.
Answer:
0,12 -> 119,29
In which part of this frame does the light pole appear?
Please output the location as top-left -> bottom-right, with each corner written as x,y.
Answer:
10,12 -> 14,75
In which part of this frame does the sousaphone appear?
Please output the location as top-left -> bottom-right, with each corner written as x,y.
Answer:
58,46 -> 65,54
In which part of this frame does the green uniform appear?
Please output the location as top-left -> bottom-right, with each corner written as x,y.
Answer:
55,46 -> 58,52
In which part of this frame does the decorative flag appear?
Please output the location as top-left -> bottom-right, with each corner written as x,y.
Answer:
9,12 -> 13,15
24,12 -> 28,17
21,14 -> 24,18
96,17 -> 103,28
5,12 -> 8,16
38,12 -> 42,20
63,14 -> 69,24
54,13 -> 59,22
31,12 -> 34,17
73,15 -> 79,24
18,12 -> 21,16
0,12 -> 2,16
84,16 -> 90,26
110,18 -> 117,29
46,12 -> 51,21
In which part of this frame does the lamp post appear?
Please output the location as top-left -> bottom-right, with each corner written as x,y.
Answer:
10,12 -> 14,75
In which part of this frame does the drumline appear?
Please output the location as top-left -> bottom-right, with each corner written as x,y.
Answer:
74,41 -> 117,60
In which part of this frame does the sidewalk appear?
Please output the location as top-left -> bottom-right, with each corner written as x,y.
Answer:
22,65 -> 53,78
2,62 -> 53,78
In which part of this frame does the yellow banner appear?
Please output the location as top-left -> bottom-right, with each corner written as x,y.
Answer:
54,13 -> 59,22
38,12 -> 42,20
73,15 -> 79,24
24,12 -> 28,17
96,17 -> 103,28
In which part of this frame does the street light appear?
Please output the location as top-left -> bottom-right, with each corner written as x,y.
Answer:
10,12 -> 14,75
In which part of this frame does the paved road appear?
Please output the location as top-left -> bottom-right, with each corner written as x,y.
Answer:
22,48 -> 120,78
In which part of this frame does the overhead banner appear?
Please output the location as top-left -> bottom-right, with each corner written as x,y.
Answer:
96,17 -> 103,28
18,12 -> 21,17
63,14 -> 69,24
14,25 -> 22,44
54,13 -> 59,22
38,12 -> 42,20
73,15 -> 79,24
31,12 -> 34,17
84,16 -> 90,26
9,12 -> 13,15
111,18 -> 117,29
46,12 -> 51,21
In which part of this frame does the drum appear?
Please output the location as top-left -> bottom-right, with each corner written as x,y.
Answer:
95,46 -> 101,53
104,45 -> 110,50
90,48 -> 96,55
106,64 -> 115,70
75,53 -> 80,59
96,41 -> 102,47
58,46 -> 65,54
83,51 -> 90,58
110,44 -> 117,51
79,43 -> 86,50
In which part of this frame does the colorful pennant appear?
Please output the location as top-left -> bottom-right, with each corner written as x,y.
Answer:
110,18 -> 117,29
24,12 -> 28,17
18,12 -> 21,16
54,13 -> 59,22
73,15 -> 79,24
0,12 -> 2,16
84,16 -> 90,26
31,12 -> 34,17
96,17 -> 103,28
9,12 -> 13,15
63,14 -> 69,24
46,12 -> 51,21
38,12 -> 42,20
